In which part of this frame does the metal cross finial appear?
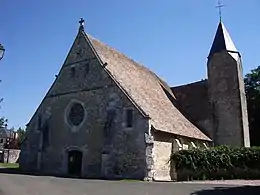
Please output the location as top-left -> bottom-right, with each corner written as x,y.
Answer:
79,17 -> 85,31
215,0 -> 226,21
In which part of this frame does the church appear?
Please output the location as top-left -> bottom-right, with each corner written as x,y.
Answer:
19,18 -> 250,181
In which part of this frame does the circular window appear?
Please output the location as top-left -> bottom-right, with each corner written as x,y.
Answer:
68,103 -> 85,126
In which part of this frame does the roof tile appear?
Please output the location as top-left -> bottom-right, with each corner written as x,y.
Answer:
85,33 -> 211,141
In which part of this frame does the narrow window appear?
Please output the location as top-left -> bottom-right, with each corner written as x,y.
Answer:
37,115 -> 42,130
42,122 -> 50,150
0,139 -> 3,143
70,67 -> 76,77
85,62 -> 89,76
126,109 -> 133,128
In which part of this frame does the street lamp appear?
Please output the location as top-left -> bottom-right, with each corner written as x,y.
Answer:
0,44 -> 5,61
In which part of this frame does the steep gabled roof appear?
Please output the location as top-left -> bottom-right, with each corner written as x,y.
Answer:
208,22 -> 239,60
83,32 -> 211,141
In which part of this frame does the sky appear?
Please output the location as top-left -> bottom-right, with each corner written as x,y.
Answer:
0,0 -> 259,129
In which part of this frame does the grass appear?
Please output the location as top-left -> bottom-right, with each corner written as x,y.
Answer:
0,163 -> 19,169
121,179 -> 141,182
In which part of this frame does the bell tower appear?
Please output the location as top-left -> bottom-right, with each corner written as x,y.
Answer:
207,21 -> 250,147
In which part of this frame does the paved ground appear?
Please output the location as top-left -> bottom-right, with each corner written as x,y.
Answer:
183,180 -> 260,186
0,173 -> 260,195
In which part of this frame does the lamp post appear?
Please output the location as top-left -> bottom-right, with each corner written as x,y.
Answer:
0,44 -> 5,61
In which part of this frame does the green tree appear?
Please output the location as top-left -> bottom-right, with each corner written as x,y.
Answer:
16,127 -> 26,148
0,117 -> 7,128
244,65 -> 260,146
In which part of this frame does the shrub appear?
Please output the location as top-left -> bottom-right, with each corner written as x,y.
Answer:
171,146 -> 260,180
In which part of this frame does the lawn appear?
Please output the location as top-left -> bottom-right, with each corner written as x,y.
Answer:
0,163 -> 19,168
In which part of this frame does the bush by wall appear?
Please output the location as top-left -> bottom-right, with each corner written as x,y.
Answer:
171,146 -> 260,181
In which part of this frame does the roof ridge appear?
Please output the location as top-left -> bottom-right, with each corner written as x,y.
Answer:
172,79 -> 208,89
86,33 -> 177,102
83,32 -> 150,118
86,33 -> 155,71
86,33 -> 175,94
87,33 -> 210,141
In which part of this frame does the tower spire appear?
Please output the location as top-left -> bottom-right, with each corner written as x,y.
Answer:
215,0 -> 226,21
79,17 -> 85,31
208,22 -> 238,60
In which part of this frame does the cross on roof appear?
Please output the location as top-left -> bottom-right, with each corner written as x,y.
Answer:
79,18 -> 85,30
215,0 -> 226,21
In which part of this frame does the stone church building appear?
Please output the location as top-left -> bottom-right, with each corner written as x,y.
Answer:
20,18 -> 250,181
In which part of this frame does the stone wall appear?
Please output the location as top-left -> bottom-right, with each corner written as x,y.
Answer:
1,149 -> 20,163
237,58 -> 250,147
151,131 -> 208,181
171,80 -> 214,139
20,30 -> 149,180
207,51 -> 250,147
32,77 -> 148,179
153,137 -> 172,181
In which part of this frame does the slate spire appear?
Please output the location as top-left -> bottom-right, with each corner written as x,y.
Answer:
208,21 -> 239,60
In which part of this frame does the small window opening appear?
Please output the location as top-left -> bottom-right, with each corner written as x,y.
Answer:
126,109 -> 133,128
85,63 -> 89,76
70,67 -> 76,77
0,139 -> 3,143
38,115 -> 42,130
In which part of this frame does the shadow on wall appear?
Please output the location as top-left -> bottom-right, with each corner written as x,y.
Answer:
191,186 -> 260,195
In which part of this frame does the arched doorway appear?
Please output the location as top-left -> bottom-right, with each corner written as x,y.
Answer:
67,150 -> 82,177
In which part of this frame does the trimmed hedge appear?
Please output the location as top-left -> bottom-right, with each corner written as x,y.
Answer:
171,146 -> 260,181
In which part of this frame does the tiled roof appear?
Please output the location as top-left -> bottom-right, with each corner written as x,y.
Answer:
84,32 -> 211,141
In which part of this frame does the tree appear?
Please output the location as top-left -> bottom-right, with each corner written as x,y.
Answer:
244,65 -> 260,146
0,117 -> 7,129
16,127 -> 26,148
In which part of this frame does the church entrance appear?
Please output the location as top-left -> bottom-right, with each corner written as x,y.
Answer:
67,150 -> 82,177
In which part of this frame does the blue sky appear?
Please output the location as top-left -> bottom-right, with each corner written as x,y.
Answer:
0,0 -> 259,129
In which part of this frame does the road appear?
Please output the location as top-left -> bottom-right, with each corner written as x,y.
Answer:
0,173 -> 260,195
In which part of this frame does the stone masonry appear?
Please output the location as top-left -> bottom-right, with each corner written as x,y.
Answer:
172,22 -> 250,148
207,51 -> 250,147
20,29 -> 150,179
20,19 -> 250,181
